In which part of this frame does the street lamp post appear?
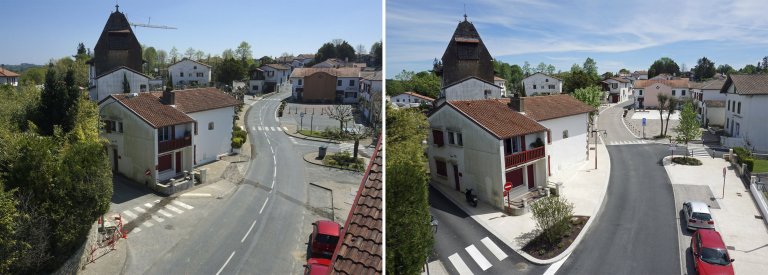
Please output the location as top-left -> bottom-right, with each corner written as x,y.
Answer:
592,129 -> 607,169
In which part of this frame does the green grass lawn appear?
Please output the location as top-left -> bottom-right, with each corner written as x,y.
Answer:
752,159 -> 768,173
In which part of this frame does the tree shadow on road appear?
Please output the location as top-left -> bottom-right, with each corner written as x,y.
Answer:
111,175 -> 153,204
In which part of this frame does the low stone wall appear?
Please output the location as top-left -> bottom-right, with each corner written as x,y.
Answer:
53,221 -> 99,274
152,178 -> 194,195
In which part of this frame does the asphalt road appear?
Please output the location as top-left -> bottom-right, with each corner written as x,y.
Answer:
557,103 -> 680,274
141,89 -> 359,274
429,186 -> 548,275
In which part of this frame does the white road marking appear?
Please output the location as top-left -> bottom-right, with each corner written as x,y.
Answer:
123,210 -> 138,219
259,198 -> 269,214
165,204 -> 184,214
143,221 -> 154,228
252,126 -> 256,131
480,237 -> 507,261
144,202 -> 154,209
133,206 -> 146,213
272,127 -> 279,131
448,253 -> 474,275
216,251 -> 236,275
172,200 -> 194,210
131,227 -> 142,233
544,252 -> 572,275
465,244 -> 492,271
257,126 -> 263,131
283,127 -> 288,131
241,219 -> 258,243
158,209 -> 173,218
151,215 -> 164,223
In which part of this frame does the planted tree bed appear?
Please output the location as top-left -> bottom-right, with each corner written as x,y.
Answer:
671,157 -> 702,166
522,215 -> 589,260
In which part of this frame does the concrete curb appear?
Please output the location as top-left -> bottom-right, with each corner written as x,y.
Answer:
282,127 -> 342,144
301,152 -> 363,172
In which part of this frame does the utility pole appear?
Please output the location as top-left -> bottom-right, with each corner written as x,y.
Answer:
592,129 -> 607,169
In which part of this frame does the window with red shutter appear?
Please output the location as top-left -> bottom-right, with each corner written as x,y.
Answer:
157,154 -> 172,171
105,120 -> 112,133
432,130 -> 444,147
547,130 -> 552,144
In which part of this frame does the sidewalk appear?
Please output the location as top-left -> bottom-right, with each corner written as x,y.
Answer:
431,140 -> 611,264
664,155 -> 768,274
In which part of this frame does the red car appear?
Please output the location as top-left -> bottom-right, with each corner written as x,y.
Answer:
304,258 -> 331,275
310,220 -> 341,259
691,229 -> 735,275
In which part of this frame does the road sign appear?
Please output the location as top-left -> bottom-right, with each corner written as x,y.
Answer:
642,117 -> 647,126
300,112 -> 305,118
723,167 -> 726,177
504,182 -> 513,192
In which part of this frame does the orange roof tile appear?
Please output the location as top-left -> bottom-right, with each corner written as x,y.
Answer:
108,93 -> 194,128
153,87 -> 241,113
633,78 -> 689,89
499,94 -> 596,121
0,67 -> 20,77
445,99 -> 547,139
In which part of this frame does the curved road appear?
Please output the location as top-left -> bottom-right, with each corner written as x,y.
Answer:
557,103 -> 680,274
144,89 -> 357,274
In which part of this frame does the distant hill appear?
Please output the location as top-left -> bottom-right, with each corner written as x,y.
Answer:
1,63 -> 43,73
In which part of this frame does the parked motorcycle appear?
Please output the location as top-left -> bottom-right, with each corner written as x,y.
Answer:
465,188 -> 478,207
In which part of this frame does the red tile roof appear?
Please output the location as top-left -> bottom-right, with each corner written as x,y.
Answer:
154,87 -> 241,113
262,63 -> 291,70
633,78 -> 690,89
445,99 -> 547,139
403,92 -> 434,102
107,93 -> 194,128
168,58 -> 211,68
499,94 -> 596,121
0,67 -> 20,77
331,138 -> 382,275
291,67 -> 361,78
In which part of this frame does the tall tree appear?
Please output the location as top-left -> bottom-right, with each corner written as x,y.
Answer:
522,61 -> 532,76
370,41 -> 382,68
184,47 -> 195,59
76,43 -> 87,56
315,43 -> 336,63
739,64 -> 758,74
221,49 -> 235,60
648,57 -> 681,78
536,62 -> 547,73
169,47 -> 180,63
215,57 -> 246,85
619,68 -> 630,74
675,101 -> 701,155
692,57 -> 716,80
385,108 -> 433,275
572,86 -> 602,125
122,73 -> 131,93
156,49 -> 168,66
717,64 -> 735,75
664,97 -> 678,137
325,105 -> 354,131
143,47 -> 158,75
656,94 -> 669,137
335,41 -> 356,62
235,41 -> 253,62
545,64 -> 556,75
583,57 -> 598,77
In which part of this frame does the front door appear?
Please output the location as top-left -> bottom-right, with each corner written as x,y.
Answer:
175,151 -> 182,174
112,149 -> 118,172
453,164 -> 460,191
527,165 -> 535,189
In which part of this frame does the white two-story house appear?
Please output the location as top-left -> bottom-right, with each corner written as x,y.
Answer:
260,64 -> 291,93
690,78 -> 726,127
89,66 -> 150,102
523,72 -> 562,96
0,67 -> 19,86
168,58 -> 212,88
493,76 -> 508,97
391,92 -> 434,108
359,71 -> 382,124
601,77 -> 632,103
441,76 -> 503,101
721,74 -> 768,152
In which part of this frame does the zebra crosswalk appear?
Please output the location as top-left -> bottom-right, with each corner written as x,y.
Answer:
447,237 -> 508,274
120,199 -> 195,234
606,140 -> 652,146
688,146 -> 710,157
252,126 -> 289,132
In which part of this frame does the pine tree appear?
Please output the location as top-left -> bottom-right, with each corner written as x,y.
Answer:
122,73 -> 131,93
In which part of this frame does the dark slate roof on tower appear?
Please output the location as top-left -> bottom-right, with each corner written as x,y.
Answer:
91,6 -> 143,76
440,16 -> 494,89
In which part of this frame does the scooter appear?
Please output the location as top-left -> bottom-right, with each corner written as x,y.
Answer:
465,188 -> 478,207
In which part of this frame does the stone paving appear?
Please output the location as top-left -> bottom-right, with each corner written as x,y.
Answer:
625,109 -> 682,140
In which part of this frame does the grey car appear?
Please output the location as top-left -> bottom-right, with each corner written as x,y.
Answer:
683,201 -> 715,231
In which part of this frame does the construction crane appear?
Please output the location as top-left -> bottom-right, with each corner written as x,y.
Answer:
129,17 -> 177,30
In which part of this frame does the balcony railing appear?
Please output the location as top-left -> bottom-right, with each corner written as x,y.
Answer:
505,146 -> 545,168
158,136 -> 191,153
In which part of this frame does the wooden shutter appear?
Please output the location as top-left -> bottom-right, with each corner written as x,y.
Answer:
433,130 -> 444,147
105,121 -> 112,133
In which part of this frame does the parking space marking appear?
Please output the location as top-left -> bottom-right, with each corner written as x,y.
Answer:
123,210 -> 138,219
165,204 -> 184,214
173,200 -> 194,210
158,209 -> 173,218
134,206 -> 146,213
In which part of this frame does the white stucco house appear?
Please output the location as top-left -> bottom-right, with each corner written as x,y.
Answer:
338,73 -> 361,104
0,67 -> 20,86
98,87 -> 241,194
523,72 -> 562,96
690,78 -> 726,127
602,77 -> 632,103
360,71 -> 382,123
441,76 -> 503,101
168,58 -> 212,88
427,94 -> 594,212
391,92 -> 434,108
260,64 -> 291,93
89,66 -> 150,102
721,74 -> 768,152
493,76 -> 508,97
292,54 -> 315,68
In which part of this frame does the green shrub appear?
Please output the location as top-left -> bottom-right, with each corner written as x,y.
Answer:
743,158 -> 755,172
530,197 -> 574,246
234,129 -> 247,140
671,157 -> 702,166
733,147 -> 751,164
231,137 -> 244,149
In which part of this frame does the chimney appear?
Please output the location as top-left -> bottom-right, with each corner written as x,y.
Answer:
509,94 -> 524,113
163,89 -> 175,105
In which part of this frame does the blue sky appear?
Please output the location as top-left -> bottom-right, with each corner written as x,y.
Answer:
387,0 -> 768,78
0,0 -> 382,65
